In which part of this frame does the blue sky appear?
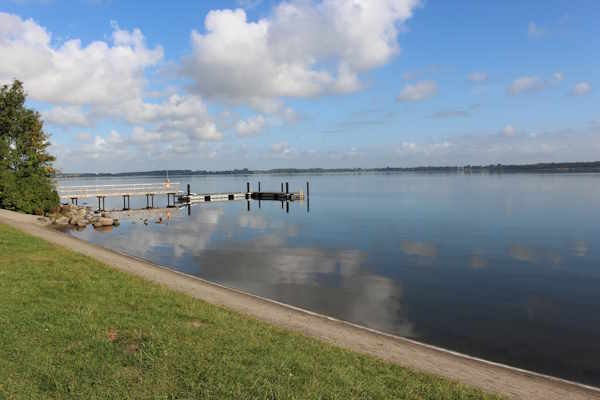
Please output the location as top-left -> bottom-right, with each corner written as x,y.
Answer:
1,0 -> 598,172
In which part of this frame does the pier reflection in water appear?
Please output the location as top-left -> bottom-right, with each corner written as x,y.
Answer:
68,173 -> 600,386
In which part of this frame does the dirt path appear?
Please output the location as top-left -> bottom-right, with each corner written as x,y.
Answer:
1,209 -> 598,400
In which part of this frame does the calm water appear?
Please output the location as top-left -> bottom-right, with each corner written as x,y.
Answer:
64,173 -> 600,386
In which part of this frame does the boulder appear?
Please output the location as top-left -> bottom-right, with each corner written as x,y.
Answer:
97,217 -> 114,227
112,219 -> 120,226
54,216 -> 69,225
77,220 -> 88,228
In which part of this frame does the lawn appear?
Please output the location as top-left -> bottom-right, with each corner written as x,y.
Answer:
0,223 -> 501,399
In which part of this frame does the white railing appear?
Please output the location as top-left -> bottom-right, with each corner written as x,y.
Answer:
58,182 -> 182,199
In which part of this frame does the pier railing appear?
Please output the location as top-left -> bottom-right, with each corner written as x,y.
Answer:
57,182 -> 182,200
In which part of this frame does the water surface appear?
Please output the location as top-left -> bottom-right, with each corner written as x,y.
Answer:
65,173 -> 600,386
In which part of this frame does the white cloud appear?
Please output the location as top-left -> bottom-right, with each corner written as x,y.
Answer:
571,81 -> 592,96
235,114 -> 266,137
271,141 -> 295,157
182,1 -> 420,102
528,21 -> 544,38
396,80 -> 437,102
130,126 -> 161,144
0,13 -> 163,106
503,124 -> 516,137
507,76 -> 545,95
553,72 -> 564,82
467,72 -> 488,83
42,106 -> 89,127
75,132 -> 91,142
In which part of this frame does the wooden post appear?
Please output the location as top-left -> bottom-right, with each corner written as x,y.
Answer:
258,181 -> 261,192
187,184 -> 191,196
285,182 -> 289,194
146,194 -> 150,209
97,196 -> 101,211
151,194 -> 154,209
123,195 -> 126,210
281,182 -> 284,192
306,181 -> 309,199
247,182 -> 250,193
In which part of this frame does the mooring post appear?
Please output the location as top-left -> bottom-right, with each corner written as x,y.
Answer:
102,196 -> 105,211
151,194 -> 154,209
97,196 -> 101,211
247,182 -> 250,193
146,194 -> 150,209
187,183 -> 191,197
306,181 -> 309,199
123,195 -> 126,211
286,182 -> 289,194
258,181 -> 261,192
281,182 -> 284,192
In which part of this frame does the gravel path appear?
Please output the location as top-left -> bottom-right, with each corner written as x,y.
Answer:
1,208 -> 598,400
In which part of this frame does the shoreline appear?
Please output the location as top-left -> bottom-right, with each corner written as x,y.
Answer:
1,208 -> 599,400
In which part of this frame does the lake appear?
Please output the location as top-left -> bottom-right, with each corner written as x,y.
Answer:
63,172 -> 600,386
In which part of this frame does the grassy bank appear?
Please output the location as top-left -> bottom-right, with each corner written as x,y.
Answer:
0,223 -> 500,399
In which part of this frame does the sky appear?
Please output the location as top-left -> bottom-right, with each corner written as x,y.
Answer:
0,0 -> 599,172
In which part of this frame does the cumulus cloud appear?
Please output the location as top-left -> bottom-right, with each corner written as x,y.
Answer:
571,81 -> 591,96
553,72 -> 564,82
271,141 -> 295,157
467,72 -> 488,83
397,80 -> 437,102
182,1 -> 420,102
42,106 -> 89,127
235,114 -> 266,137
507,76 -> 545,95
0,13 -> 163,106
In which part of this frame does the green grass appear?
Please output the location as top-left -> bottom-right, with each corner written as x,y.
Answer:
0,223 -> 502,399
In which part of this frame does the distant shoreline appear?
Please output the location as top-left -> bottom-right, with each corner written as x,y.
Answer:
56,161 -> 600,178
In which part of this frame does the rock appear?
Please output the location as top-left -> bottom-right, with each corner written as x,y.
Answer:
143,219 -> 148,225
77,220 -> 88,228
97,217 -> 114,227
112,219 -> 120,226
69,217 -> 80,225
54,216 -> 69,225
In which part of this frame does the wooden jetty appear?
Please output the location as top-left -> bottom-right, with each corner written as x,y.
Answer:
59,181 -> 308,211
180,182 -> 305,204
57,182 -> 182,211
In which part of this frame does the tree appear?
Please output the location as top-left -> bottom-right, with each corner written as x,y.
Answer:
0,80 -> 59,215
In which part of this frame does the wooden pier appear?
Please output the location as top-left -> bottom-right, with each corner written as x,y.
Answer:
180,182 -> 305,204
58,181 -> 308,211
57,182 -> 182,211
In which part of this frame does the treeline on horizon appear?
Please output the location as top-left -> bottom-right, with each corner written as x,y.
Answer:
56,161 -> 600,178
